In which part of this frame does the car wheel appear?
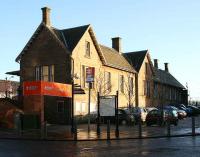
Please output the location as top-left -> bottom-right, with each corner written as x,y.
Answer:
174,121 -> 178,126
121,120 -> 127,125
146,122 -> 151,126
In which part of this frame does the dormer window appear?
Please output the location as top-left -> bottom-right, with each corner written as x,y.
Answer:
85,41 -> 90,57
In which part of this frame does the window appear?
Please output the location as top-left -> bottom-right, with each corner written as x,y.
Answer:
105,71 -> 111,93
49,65 -> 54,82
129,77 -> 134,95
119,75 -> 124,93
57,101 -> 64,113
144,80 -> 150,97
35,65 -> 54,82
153,83 -> 158,98
42,66 -> 49,81
35,66 -> 41,81
82,65 -> 86,88
85,41 -> 90,57
145,63 -> 148,75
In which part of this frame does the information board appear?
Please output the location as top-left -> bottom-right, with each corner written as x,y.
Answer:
99,96 -> 115,116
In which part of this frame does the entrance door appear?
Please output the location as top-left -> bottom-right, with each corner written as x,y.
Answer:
44,96 -> 71,124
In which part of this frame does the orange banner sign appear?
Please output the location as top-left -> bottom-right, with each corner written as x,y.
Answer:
23,81 -> 72,98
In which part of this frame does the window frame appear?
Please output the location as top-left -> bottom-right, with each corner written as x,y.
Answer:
35,65 -> 54,82
119,75 -> 124,93
57,101 -> 65,113
85,41 -> 91,58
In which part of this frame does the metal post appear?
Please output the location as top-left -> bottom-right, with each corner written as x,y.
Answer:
71,80 -> 74,133
167,119 -> 171,137
192,116 -> 195,136
138,116 -> 142,138
18,114 -> 22,136
115,91 -> 119,138
88,82 -> 91,132
74,119 -> 77,141
97,92 -> 100,135
107,120 -> 110,140
5,77 -> 8,98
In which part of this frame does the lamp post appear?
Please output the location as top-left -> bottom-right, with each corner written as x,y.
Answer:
5,76 -> 14,98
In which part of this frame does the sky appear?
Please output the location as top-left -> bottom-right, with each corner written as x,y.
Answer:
0,0 -> 200,100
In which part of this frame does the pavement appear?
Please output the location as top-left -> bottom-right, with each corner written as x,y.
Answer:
0,116 -> 200,140
0,136 -> 200,156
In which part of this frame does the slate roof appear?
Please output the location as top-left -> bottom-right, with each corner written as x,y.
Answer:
53,25 -> 135,73
52,24 -> 90,52
123,50 -> 148,72
154,68 -> 185,89
100,45 -> 136,73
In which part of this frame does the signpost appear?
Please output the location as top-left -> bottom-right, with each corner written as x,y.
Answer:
86,67 -> 95,132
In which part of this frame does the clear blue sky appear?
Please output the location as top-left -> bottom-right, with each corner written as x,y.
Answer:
0,0 -> 199,100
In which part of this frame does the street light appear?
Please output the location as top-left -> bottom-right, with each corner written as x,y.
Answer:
5,76 -> 14,98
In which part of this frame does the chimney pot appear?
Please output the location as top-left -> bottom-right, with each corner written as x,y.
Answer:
41,7 -> 51,26
112,37 -> 122,53
154,59 -> 158,69
164,63 -> 169,72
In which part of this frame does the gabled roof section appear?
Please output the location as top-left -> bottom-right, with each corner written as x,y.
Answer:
154,68 -> 185,89
15,23 -> 43,62
123,50 -> 148,72
52,24 -> 90,52
100,45 -> 136,73
53,24 -> 106,64
15,23 -> 68,62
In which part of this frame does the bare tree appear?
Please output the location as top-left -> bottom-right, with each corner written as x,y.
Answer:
123,74 -> 135,109
91,69 -> 113,101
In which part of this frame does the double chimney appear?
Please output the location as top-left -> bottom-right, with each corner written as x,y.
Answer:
154,59 -> 169,72
41,7 -> 51,26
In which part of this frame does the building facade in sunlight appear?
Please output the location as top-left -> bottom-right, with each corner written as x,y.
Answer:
8,7 -> 187,124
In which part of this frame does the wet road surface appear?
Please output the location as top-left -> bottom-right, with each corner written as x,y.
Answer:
0,136 -> 200,157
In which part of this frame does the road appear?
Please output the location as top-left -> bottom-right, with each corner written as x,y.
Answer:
0,136 -> 200,157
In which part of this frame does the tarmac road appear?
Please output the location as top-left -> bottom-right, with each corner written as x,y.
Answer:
0,136 -> 200,157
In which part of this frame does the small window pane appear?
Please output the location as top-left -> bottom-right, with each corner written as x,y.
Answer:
57,101 -> 64,113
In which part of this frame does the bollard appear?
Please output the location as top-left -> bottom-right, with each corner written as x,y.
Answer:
167,119 -> 171,137
115,119 -> 119,138
138,116 -> 142,138
192,116 -> 195,136
18,116 -> 22,136
97,117 -> 101,136
44,121 -> 47,138
107,120 -> 110,140
40,122 -> 44,139
74,120 -> 77,141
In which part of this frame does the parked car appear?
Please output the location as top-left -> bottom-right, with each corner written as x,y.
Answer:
131,107 -> 148,123
146,107 -> 157,113
165,106 -> 187,119
101,109 -> 135,125
187,105 -> 200,116
146,109 -> 178,126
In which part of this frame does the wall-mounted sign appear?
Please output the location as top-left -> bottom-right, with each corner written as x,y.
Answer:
23,81 -> 72,98
86,67 -> 95,82
99,96 -> 116,116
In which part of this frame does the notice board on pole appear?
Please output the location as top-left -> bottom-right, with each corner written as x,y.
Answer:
99,96 -> 115,116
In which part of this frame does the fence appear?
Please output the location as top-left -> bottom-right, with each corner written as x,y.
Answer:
1,115 -> 200,140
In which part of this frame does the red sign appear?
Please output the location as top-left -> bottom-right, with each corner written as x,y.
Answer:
86,67 -> 95,82
23,81 -> 72,98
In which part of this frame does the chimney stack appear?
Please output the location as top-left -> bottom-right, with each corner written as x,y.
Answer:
164,63 -> 169,72
41,7 -> 51,26
112,37 -> 122,53
154,59 -> 158,69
